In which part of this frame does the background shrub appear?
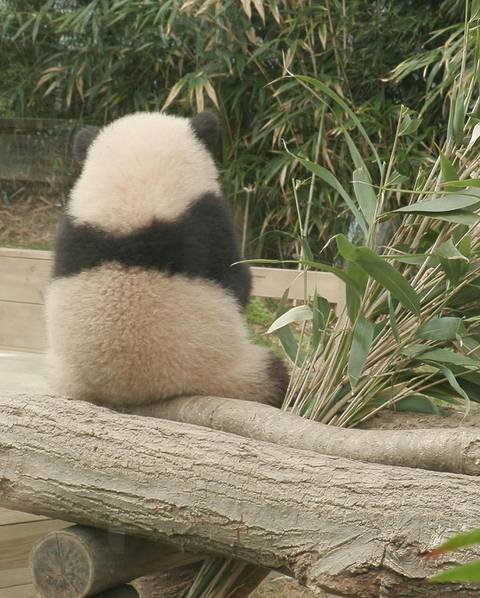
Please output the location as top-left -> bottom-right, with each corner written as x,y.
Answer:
0,0 -> 464,258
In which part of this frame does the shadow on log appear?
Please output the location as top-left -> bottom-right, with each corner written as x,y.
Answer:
2,394 -> 480,597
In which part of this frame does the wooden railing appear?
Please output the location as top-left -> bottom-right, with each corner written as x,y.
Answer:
0,248 -> 345,352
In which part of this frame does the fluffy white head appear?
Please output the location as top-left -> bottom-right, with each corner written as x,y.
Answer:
68,112 -> 221,234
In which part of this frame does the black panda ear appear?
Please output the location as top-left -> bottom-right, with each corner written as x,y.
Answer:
73,125 -> 100,164
190,111 -> 220,156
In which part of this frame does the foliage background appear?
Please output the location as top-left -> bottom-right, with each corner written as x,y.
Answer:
0,0 -> 465,258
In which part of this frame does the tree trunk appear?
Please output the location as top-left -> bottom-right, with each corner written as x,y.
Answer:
130,395 -> 480,475
1,394 -> 480,597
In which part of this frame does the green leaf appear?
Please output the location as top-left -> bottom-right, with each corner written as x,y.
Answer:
312,293 -> 331,350
267,305 -> 313,334
446,179 -> 480,188
345,261 -> 368,323
432,528 -> 480,556
273,290 -> 304,365
439,151 -> 461,192
353,167 -> 377,226
441,366 -> 471,416
426,211 -> 480,225
295,155 -> 368,237
420,349 -> 479,368
395,190 -> 480,213
431,560 -> 480,584
348,316 -> 375,388
398,107 -> 421,136
343,129 -> 368,172
439,151 -> 458,183
336,234 -> 357,261
388,294 -> 401,344
417,317 -> 467,341
394,395 -> 441,414
295,75 -> 382,172
435,239 -> 469,285
354,247 -> 421,316
452,88 -> 466,146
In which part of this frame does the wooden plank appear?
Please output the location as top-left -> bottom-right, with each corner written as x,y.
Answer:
251,266 -> 346,314
0,255 -> 51,304
0,584 -> 35,598
0,508 -> 46,526
0,248 -> 52,261
0,303 -> 46,352
0,566 -> 31,590
0,519 -> 70,573
0,251 -> 346,351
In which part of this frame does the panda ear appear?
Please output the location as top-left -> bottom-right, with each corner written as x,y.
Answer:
190,111 -> 220,156
73,125 -> 100,164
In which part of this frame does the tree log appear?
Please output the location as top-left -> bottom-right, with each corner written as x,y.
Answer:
30,525 -> 202,597
2,393 -> 480,597
129,395 -> 480,475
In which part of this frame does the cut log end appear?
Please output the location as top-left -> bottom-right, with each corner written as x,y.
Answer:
31,529 -> 92,598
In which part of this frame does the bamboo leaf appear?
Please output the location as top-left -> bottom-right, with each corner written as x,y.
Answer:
431,560 -> 480,584
416,349 -> 479,368
294,75 -> 382,172
394,395 -> 441,414
452,88 -> 466,146
353,167 -> 377,226
439,151 -> 460,191
295,155 -> 368,237
388,294 -> 401,344
267,305 -> 313,334
467,122 -> 480,149
435,239 -> 469,284
417,317 -> 467,341
431,528 -> 480,556
395,191 -> 480,213
355,247 -> 421,315
446,179 -> 480,188
348,316 -> 375,388
441,366 -> 471,416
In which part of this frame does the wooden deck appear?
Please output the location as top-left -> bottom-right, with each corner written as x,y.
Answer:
0,508 -> 69,597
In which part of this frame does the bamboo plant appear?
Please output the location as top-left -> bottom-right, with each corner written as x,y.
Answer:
184,3 -> 480,596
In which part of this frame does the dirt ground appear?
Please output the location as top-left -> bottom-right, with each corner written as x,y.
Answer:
0,183 -> 63,249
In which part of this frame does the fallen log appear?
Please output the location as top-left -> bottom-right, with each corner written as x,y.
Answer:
130,395 -> 480,475
2,393 -> 480,597
30,525 -> 202,597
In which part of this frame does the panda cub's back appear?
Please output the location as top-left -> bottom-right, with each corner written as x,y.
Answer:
46,111 -> 288,408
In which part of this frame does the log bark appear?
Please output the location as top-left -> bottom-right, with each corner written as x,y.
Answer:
129,395 -> 480,475
30,525 -> 202,597
2,393 -> 480,597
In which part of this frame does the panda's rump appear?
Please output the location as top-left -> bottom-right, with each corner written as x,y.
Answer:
46,263 -> 259,406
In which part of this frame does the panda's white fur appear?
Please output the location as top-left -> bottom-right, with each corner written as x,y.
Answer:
69,113 -> 221,234
46,111 -> 288,408
47,265 -> 278,406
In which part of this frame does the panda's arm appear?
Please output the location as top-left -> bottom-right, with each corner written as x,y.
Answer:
185,193 -> 252,310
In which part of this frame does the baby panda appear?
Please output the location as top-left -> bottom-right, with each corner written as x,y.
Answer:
45,111 -> 289,408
